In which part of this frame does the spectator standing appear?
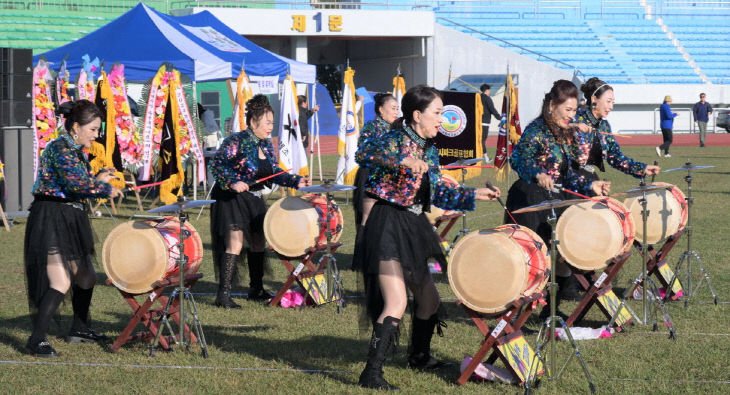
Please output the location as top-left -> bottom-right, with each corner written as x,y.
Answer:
479,84 -> 501,162
657,95 -> 678,158
692,93 -> 712,147
297,95 -> 319,150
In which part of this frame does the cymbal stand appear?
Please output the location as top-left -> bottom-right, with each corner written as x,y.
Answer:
150,203 -> 209,357
451,166 -> 471,244
622,178 -> 676,338
525,196 -> 596,394
664,161 -> 718,307
310,188 -> 345,313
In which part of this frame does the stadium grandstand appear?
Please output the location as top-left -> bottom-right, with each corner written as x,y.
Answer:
1,0 -> 728,133
2,0 -> 728,85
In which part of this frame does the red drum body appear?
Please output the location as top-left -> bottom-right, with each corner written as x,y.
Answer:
624,182 -> 687,245
556,197 -> 635,271
102,217 -> 203,294
448,225 -> 549,314
264,194 -> 344,257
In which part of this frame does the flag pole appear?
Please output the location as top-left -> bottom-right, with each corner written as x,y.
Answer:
505,63 -> 511,188
447,63 -> 452,88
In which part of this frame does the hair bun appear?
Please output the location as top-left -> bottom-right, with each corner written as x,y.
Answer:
247,94 -> 270,108
58,101 -> 74,115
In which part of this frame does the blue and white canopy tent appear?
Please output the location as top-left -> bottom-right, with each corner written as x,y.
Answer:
35,3 -> 315,83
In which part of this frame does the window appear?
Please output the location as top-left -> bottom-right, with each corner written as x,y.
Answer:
200,91 -> 221,130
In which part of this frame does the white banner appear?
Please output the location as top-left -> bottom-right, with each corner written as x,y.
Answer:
139,80 -> 162,181
335,72 -> 359,185
250,75 -> 279,94
277,76 -> 308,176
174,83 -> 205,184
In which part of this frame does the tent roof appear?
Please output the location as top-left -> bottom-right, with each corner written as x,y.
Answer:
35,3 -> 315,83
173,10 -> 315,84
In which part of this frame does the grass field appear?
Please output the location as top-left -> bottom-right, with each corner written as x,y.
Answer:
0,146 -> 728,394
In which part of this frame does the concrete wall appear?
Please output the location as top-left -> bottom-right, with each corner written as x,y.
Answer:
432,24 -> 576,125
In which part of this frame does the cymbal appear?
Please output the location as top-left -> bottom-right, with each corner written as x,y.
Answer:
149,199 -> 216,213
612,184 -> 671,197
299,183 -> 356,193
511,199 -> 588,214
664,164 -> 715,173
445,157 -> 485,167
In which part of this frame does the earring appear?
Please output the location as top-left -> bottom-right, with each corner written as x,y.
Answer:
548,110 -> 552,115
72,134 -> 79,140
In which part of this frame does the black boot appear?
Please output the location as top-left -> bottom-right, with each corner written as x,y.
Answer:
538,276 -> 570,321
247,251 -> 273,301
67,285 -> 108,343
561,274 -> 584,302
215,253 -> 241,308
358,316 -> 400,390
408,314 -> 446,370
26,288 -> 65,357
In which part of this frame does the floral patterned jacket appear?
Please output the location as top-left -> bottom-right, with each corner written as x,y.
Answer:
356,125 -> 476,210
575,108 -> 646,178
356,117 -> 392,160
209,129 -> 301,190
32,134 -> 112,201
510,118 -> 594,196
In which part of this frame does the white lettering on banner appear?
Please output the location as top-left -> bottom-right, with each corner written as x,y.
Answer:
174,83 -> 206,184
140,81 -> 161,181
594,272 -> 608,288
491,319 -> 508,338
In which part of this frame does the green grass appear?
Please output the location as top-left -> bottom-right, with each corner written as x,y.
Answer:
1,146 -> 729,394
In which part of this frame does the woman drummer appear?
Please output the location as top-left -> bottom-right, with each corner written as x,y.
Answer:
24,100 -> 122,357
209,94 -> 310,308
352,93 -> 399,271
356,85 -> 500,390
574,77 -> 660,182
505,80 -> 610,319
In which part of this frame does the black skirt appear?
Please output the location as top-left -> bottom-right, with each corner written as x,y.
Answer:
24,198 -> 95,313
351,166 -> 370,271
360,201 -> 446,322
504,178 -> 572,246
210,186 -> 268,284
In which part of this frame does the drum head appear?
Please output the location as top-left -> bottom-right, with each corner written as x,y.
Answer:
103,221 -> 169,294
264,196 -> 320,257
448,230 -> 527,314
624,184 -> 682,245
556,200 -> 624,271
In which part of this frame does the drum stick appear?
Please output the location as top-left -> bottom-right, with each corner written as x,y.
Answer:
650,160 -> 658,183
486,181 -> 518,223
559,187 -> 607,206
123,180 -> 165,192
441,165 -> 495,169
250,170 -> 288,186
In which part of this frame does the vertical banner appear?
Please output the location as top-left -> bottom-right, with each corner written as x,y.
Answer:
278,76 -> 309,176
392,73 -> 405,117
494,74 -> 522,182
335,67 -> 359,185
434,90 -> 483,180
231,68 -> 254,134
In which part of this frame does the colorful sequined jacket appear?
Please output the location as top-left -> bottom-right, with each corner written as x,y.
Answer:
356,117 -> 392,161
510,118 -> 593,195
31,134 -> 113,201
575,108 -> 646,178
356,126 -> 477,211
210,129 -> 301,190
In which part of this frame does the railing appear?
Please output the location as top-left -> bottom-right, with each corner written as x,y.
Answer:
2,0 -> 727,18
653,107 -> 695,133
437,17 -> 586,80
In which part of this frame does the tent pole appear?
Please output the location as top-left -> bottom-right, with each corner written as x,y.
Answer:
192,81 -> 199,200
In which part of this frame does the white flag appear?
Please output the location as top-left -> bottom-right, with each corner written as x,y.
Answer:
278,76 -> 309,176
335,67 -> 359,185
